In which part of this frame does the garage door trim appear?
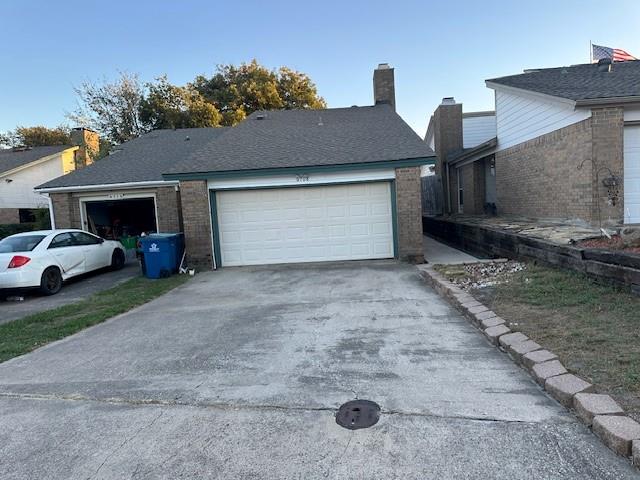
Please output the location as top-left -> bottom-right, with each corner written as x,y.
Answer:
78,191 -> 160,234
208,180 -> 398,268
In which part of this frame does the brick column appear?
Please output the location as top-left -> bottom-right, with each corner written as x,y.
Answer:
49,193 -> 78,229
179,180 -> 213,270
591,107 -> 624,225
155,186 -> 182,233
0,208 -> 20,224
395,167 -> 424,263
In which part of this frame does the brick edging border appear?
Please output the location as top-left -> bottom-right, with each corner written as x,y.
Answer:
417,264 -> 640,467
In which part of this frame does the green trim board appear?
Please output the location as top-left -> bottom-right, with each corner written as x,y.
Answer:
208,179 -> 399,268
164,157 -> 434,181
208,190 -> 222,269
390,180 -> 399,258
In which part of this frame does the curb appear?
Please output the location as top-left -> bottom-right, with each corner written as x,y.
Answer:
417,264 -> 640,468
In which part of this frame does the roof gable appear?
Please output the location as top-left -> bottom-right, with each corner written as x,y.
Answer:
0,145 -> 71,176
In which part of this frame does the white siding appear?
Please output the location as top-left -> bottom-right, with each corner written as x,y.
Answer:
0,156 -> 64,209
495,89 -> 591,150
463,115 -> 496,148
624,125 -> 640,224
624,107 -> 640,122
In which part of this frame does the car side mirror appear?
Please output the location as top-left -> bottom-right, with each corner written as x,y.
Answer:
98,238 -> 105,244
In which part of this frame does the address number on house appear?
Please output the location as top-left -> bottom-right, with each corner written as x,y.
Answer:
296,174 -> 310,183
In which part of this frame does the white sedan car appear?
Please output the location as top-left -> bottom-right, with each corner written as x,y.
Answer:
0,229 -> 126,296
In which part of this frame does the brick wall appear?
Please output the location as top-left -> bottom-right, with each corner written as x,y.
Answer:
590,107 -> 624,225
495,119 -> 594,222
458,162 -> 486,215
179,180 -> 213,270
50,192 -> 81,229
0,208 -> 20,224
395,167 -> 424,263
156,186 -> 182,232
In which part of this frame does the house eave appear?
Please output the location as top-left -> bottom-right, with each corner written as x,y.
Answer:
162,157 -> 436,181
485,81 -> 577,108
35,180 -> 178,193
0,146 -> 77,179
574,96 -> 640,107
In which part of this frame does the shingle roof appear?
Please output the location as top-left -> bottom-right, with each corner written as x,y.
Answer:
166,104 -> 434,176
37,128 -> 228,189
486,60 -> 640,101
0,145 -> 72,176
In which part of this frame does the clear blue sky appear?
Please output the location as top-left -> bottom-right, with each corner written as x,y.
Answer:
1,0 -> 639,137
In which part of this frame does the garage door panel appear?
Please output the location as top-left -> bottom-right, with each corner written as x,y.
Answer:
624,126 -> 640,224
216,182 -> 395,266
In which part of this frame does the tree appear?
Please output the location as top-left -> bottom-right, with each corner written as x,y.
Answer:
139,76 -> 221,130
68,72 -> 144,144
0,125 -> 71,148
192,60 -> 326,126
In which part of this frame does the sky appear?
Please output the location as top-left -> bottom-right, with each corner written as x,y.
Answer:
1,0 -> 639,138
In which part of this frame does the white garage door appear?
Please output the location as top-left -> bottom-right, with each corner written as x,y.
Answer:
624,126 -> 640,224
215,182 -> 395,266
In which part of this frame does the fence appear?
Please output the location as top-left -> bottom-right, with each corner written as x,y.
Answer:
421,175 -> 444,216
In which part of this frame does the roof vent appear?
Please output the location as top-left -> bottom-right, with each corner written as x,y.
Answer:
597,58 -> 612,73
256,113 -> 267,120
184,136 -> 190,141
318,116 -> 324,126
441,97 -> 456,105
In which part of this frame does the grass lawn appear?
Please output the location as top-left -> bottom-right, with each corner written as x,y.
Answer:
436,262 -> 640,422
0,274 -> 190,363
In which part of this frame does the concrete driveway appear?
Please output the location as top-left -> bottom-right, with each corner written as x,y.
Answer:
0,261 -> 637,479
1,261 -> 139,325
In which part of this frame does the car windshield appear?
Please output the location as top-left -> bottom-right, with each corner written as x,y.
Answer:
0,235 -> 47,253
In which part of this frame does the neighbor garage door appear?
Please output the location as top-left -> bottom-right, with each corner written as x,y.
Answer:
215,182 -> 394,266
624,126 -> 640,224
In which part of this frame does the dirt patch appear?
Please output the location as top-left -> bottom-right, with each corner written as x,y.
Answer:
437,261 -> 640,423
578,235 -> 640,254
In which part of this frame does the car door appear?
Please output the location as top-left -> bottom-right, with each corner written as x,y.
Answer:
71,232 -> 108,271
47,232 -> 86,276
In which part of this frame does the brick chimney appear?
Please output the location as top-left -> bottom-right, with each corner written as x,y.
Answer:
433,97 -> 463,213
373,63 -> 395,110
71,127 -> 99,168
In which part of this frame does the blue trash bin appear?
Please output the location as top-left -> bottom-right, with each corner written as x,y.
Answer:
138,233 -> 184,279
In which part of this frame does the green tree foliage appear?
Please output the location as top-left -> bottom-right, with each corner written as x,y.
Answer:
0,125 -> 71,148
68,72 -> 145,144
139,76 -> 221,130
192,60 -> 326,126
61,61 -> 326,144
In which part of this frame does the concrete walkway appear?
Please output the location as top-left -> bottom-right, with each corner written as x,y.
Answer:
423,234 -> 481,264
0,262 -> 637,479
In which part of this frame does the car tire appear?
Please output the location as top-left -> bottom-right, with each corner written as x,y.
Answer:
111,249 -> 126,270
40,267 -> 63,296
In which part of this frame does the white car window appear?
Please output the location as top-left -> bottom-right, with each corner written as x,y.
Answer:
71,232 -> 102,246
49,233 -> 75,249
0,235 -> 46,253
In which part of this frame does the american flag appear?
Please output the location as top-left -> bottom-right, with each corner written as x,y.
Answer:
592,43 -> 637,62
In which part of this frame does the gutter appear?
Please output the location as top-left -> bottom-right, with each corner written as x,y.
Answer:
35,180 -> 179,194
575,96 -> 640,107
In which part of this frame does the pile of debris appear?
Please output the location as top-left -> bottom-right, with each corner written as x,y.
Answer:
438,261 -> 526,290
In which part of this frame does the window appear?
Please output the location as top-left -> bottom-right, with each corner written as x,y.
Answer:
71,232 -> 101,246
0,235 -> 46,253
49,233 -> 75,249
18,209 -> 36,223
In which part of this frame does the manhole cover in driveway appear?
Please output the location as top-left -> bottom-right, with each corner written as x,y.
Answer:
336,400 -> 381,430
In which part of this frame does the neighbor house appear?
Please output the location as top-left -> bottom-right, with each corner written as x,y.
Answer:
0,128 -> 97,224
429,59 -> 640,226
37,64 -> 435,269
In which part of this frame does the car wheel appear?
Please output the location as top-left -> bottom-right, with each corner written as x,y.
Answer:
40,267 -> 63,296
111,249 -> 126,270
